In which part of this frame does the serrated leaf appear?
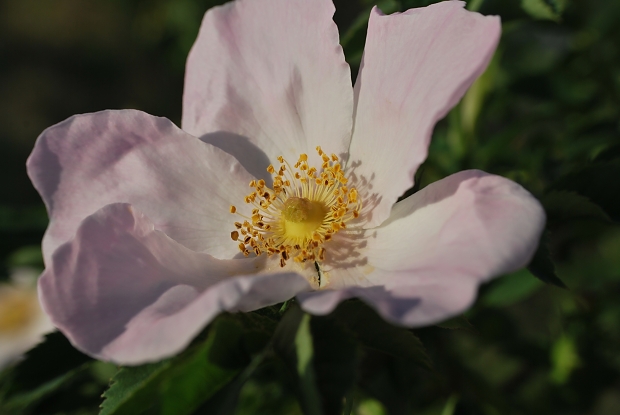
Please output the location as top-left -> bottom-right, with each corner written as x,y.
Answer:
100,316 -> 247,415
273,306 -> 323,415
550,160 -> 620,222
166,310 -> 279,415
330,300 -> 432,371
100,360 -> 172,415
542,190 -> 611,228
527,232 -> 567,288
521,0 -> 568,21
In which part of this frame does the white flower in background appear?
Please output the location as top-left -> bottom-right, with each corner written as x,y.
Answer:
0,268 -> 54,369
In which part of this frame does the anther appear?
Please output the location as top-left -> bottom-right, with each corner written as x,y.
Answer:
230,148 -> 362,270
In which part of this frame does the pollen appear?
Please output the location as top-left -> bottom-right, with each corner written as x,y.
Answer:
230,148 -> 362,267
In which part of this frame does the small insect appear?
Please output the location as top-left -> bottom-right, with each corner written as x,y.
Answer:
314,261 -> 324,287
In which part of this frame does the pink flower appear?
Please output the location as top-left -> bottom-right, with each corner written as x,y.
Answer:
27,0 -> 544,364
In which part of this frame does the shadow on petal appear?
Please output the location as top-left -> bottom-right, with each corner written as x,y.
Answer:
200,131 -> 273,186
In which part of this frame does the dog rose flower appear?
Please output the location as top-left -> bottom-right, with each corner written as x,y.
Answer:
27,0 -> 544,364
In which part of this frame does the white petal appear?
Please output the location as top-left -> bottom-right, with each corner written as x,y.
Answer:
348,2 -> 501,227
27,110 -> 257,263
182,0 -> 354,167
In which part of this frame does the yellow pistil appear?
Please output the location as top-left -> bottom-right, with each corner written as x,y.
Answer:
230,147 -> 362,267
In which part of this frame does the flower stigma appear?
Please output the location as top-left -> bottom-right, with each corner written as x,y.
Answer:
230,147 -> 361,269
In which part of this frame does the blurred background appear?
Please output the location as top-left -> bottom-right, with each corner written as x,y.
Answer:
1,0 -> 619,414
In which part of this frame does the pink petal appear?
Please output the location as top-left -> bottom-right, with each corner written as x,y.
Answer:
27,110 -> 257,264
40,203 -> 310,364
182,0 -> 353,167
348,2 -> 501,227
300,170 -> 545,326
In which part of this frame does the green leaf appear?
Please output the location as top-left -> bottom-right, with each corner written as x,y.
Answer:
482,269 -> 544,307
100,316 -> 247,415
6,246 -> 44,269
593,143 -> 620,162
550,160 -> 620,222
542,190 -> 611,228
356,398 -> 388,415
193,348 -> 270,415
440,394 -> 460,415
179,310 -> 280,415
310,315 -> 359,415
466,0 -> 485,12
0,331 -> 94,414
339,0 -> 400,48
0,205 -> 48,232
273,306 -> 323,415
550,334 -> 581,384
100,360 -> 170,415
7,331 -> 92,391
521,0 -> 568,21
339,0 -> 400,67
330,300 -> 432,371
0,366 -> 90,415
527,232 -> 567,288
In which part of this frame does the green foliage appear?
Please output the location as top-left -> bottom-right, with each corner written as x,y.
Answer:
331,301 -> 432,371
521,0 -> 568,21
527,232 -> 566,288
551,160 -> 620,222
273,306 -> 323,415
5,246 -> 44,270
100,316 -> 250,415
100,361 -> 172,415
0,331 -> 95,414
542,191 -> 611,228
550,334 -> 581,384
482,269 -> 544,307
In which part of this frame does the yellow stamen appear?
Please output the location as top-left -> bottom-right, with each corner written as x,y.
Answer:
230,148 -> 362,268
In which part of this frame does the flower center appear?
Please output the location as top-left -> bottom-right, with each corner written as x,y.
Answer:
282,197 -> 327,237
230,147 -> 361,267
0,288 -> 37,334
